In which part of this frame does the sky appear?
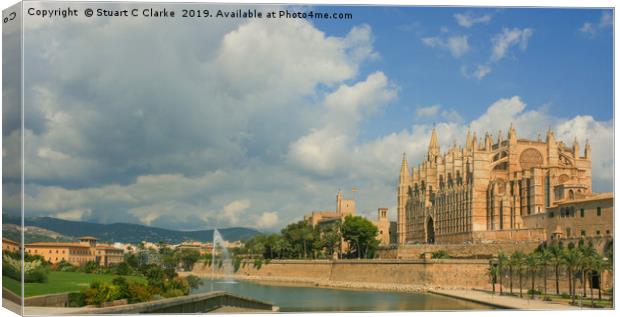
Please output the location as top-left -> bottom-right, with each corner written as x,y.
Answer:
2,3 -> 613,232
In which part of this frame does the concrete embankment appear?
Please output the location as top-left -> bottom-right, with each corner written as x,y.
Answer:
189,259 -> 492,292
72,291 -> 276,314
430,289 -> 574,310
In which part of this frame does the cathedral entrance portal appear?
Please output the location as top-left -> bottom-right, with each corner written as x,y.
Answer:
426,217 -> 435,244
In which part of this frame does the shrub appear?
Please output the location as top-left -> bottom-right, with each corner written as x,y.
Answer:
185,275 -> 203,291
560,292 -> 571,299
253,258 -> 263,270
233,257 -> 242,273
67,292 -> 86,307
2,254 -> 48,283
114,262 -> 133,276
81,261 -> 99,274
431,250 -> 450,259
527,289 -> 542,295
25,269 -> 48,283
83,281 -> 121,306
127,282 -> 152,304
56,261 -> 77,272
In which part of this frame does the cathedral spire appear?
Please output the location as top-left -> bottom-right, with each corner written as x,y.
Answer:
465,128 -> 472,150
399,153 -> 410,184
573,136 -> 580,158
428,127 -> 440,162
508,123 -> 517,144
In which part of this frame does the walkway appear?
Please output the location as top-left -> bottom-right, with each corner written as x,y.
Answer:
430,289 -> 576,310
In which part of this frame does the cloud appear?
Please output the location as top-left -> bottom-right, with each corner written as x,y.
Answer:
579,11 -> 613,37
287,72 -> 397,175
462,27 -> 533,81
579,22 -> 596,36
461,64 -> 492,80
415,105 -> 462,123
54,209 -> 92,221
454,12 -> 492,28
256,212 -> 279,229
491,27 -> 534,62
422,35 -> 470,57
11,96 -> 611,230
415,105 -> 440,117
222,200 -> 251,225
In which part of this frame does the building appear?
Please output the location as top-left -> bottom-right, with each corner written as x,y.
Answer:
177,241 -> 213,255
523,192 -> 613,240
304,190 -> 355,226
397,125 -> 613,244
372,208 -> 391,246
24,236 -> 124,266
305,190 -> 392,248
2,237 -> 20,253
96,245 -> 124,266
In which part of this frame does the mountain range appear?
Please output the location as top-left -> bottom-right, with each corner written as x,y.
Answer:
2,214 -> 261,244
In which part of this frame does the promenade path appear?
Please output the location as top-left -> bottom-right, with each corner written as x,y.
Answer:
431,289 -> 577,310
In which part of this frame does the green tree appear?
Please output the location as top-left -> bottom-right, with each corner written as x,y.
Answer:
497,251 -> 509,295
548,242 -> 564,295
578,241 -> 596,299
178,249 -> 201,271
538,247 -> 552,299
341,215 -> 379,259
563,246 -> 582,304
511,251 -> 526,298
526,252 -> 541,298
488,263 -> 498,294
320,221 -> 342,259
591,253 -> 611,300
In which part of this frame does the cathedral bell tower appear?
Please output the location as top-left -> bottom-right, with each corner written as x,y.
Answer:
397,153 -> 409,244
428,127 -> 440,163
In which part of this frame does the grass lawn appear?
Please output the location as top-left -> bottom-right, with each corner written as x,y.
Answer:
3,271 -> 145,297
545,294 -> 613,308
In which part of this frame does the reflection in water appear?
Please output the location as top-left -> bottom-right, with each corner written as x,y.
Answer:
195,279 -> 495,312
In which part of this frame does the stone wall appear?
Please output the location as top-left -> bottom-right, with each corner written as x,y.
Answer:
191,259 -> 491,289
74,291 -> 275,314
24,292 -> 70,307
389,241 -> 542,259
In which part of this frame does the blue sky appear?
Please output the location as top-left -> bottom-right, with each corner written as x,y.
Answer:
311,7 -> 613,141
3,4 -> 613,231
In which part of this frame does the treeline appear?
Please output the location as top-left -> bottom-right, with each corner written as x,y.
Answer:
489,239 -> 613,308
241,215 -> 380,260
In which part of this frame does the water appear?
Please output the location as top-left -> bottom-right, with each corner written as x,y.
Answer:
212,229 -> 234,282
195,279 -> 496,312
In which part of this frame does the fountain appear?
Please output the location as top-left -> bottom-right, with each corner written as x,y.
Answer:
212,229 -> 236,284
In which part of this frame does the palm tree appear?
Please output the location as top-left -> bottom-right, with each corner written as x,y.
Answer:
526,252 -> 541,298
488,264 -> 499,294
579,242 -> 596,298
498,251 -> 509,295
538,247 -> 552,299
508,253 -> 517,295
563,247 -> 582,304
511,251 -> 526,298
548,243 -> 564,295
589,252 -> 611,302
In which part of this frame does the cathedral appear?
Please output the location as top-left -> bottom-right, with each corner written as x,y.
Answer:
397,125 -> 612,245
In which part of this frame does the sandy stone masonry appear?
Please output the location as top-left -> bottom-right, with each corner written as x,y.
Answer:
397,125 -> 612,245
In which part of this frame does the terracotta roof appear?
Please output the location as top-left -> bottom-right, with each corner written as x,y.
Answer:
556,192 -> 613,205
78,236 -> 98,240
96,245 -> 123,251
2,237 -> 19,245
25,242 -> 90,248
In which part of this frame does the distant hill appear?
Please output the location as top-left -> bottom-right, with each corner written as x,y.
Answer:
2,214 -> 261,244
